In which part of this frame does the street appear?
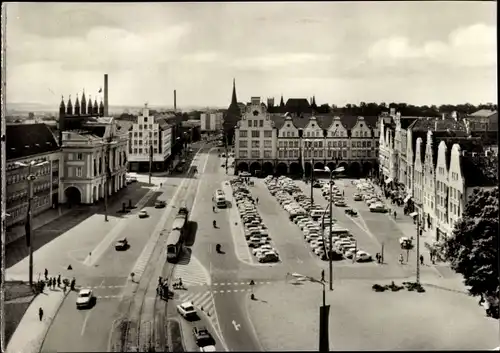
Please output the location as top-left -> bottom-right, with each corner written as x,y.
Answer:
38,144 -> 205,352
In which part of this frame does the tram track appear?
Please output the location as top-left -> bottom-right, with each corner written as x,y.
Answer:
109,145 -> 208,352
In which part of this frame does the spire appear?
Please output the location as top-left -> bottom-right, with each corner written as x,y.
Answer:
280,94 -> 285,107
59,95 -> 66,116
230,78 -> 238,106
74,94 -> 81,115
66,94 -> 73,115
93,98 -> 99,114
81,89 -> 87,115
99,99 -> 105,116
87,95 -> 92,115
312,95 -> 317,110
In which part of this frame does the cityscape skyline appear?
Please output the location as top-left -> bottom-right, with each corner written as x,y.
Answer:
5,2 -> 497,107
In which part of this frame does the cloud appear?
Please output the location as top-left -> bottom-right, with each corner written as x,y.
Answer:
7,24 -> 191,70
230,53 -> 333,70
367,23 -> 496,68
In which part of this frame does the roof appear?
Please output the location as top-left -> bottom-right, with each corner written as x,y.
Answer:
270,114 -> 378,132
285,98 -> 311,113
6,123 -> 60,160
469,109 -> 497,118
410,117 -> 468,135
400,117 -> 419,129
116,120 -> 134,132
156,117 -> 173,131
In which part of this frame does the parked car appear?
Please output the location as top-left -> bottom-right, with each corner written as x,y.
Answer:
138,209 -> 149,218
155,200 -> 166,208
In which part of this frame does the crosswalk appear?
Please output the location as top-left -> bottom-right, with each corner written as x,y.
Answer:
176,289 -> 220,335
172,252 -> 211,287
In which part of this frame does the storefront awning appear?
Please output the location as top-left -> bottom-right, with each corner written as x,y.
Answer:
385,178 -> 393,184
404,195 -> 412,203
409,211 -> 418,217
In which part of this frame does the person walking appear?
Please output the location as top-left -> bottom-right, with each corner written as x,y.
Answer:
399,254 -> 404,264
256,197 -> 259,205
394,211 -> 397,219
57,274 -> 61,287
321,269 -> 325,282
39,307 -> 44,321
70,277 -> 76,291
420,254 -> 424,265
44,268 -> 48,281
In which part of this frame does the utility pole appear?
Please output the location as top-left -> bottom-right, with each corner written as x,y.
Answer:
149,144 -> 153,185
328,170 -> 333,290
416,208 -> 421,284
104,143 -> 109,222
15,160 -> 48,286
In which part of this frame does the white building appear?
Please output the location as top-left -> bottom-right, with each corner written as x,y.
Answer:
128,104 -> 172,172
201,111 -> 223,132
234,97 -> 277,174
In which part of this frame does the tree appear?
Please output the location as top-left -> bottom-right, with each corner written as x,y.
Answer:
444,187 -> 499,318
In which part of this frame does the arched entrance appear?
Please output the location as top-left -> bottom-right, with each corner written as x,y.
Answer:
349,162 -> 361,177
237,162 -> 249,173
249,162 -> 261,176
277,163 -> 288,176
289,162 -> 301,177
362,161 -> 373,177
327,162 -> 336,172
314,162 -> 325,171
263,162 -> 274,176
65,186 -> 82,205
304,162 -> 312,177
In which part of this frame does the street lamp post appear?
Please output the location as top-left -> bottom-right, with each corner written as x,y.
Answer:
416,205 -> 422,285
15,160 -> 49,286
101,138 -> 118,222
287,272 -> 329,352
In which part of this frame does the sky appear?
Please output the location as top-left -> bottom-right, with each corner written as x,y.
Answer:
4,2 -> 497,108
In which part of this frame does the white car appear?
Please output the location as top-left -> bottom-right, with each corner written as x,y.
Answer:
138,209 -> 149,218
356,251 -> 373,262
177,301 -> 197,319
76,289 -> 94,309
200,346 -> 217,352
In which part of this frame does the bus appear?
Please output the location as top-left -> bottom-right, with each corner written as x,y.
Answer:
213,190 -> 227,208
166,229 -> 183,263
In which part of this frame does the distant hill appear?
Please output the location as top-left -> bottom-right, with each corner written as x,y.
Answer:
7,102 -> 225,115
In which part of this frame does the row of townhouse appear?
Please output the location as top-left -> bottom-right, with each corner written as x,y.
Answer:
379,109 -> 498,243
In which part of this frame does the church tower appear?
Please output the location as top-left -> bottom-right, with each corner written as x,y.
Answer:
93,98 -> 99,115
99,100 -> 105,116
66,95 -> 73,116
87,96 -> 93,115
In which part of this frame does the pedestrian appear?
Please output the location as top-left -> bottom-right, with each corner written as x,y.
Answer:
375,253 -> 380,263
48,277 -> 52,288
256,197 -> 259,205
212,205 -> 215,212
57,274 -> 61,287
420,254 -> 424,265
399,254 -> 404,264
394,211 -> 397,219
321,269 -> 325,282
70,277 -> 76,291
44,268 -> 48,280
39,307 -> 44,321
63,283 -> 67,293
53,277 -> 57,289
158,276 -> 163,286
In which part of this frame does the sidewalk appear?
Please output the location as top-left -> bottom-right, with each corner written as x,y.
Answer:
6,282 -> 70,353
6,206 -> 73,245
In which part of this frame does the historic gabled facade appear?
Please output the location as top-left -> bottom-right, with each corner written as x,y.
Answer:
423,130 -> 437,231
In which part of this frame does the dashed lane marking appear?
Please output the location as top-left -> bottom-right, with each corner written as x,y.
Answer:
96,295 -> 122,299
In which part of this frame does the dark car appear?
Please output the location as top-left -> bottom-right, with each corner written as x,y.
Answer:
155,200 -> 166,208
313,182 -> 322,188
193,326 -> 215,347
115,238 -> 129,251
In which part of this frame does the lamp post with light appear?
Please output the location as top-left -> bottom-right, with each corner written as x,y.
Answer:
15,160 -> 49,286
100,138 -> 118,222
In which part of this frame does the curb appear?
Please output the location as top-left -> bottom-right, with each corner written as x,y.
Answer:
38,289 -> 71,353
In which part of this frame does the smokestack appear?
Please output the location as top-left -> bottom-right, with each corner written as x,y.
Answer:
174,90 -> 177,112
104,74 -> 109,116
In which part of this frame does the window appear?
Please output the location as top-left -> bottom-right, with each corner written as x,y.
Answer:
251,140 -> 260,148
362,141 -> 366,148
138,132 -> 143,137
367,141 -> 371,147
134,132 -> 138,137
154,148 -> 158,154
287,131 -> 291,137
239,140 -> 248,148
355,131 -> 359,137
251,131 -> 260,138
343,150 -> 347,158
294,141 -> 299,148
251,150 -> 260,158
357,141 -> 361,148
144,117 -> 148,123
248,120 -> 252,127
264,130 -> 272,138
264,140 -> 272,148
239,130 -> 248,138
259,120 -> 264,127
139,148 -> 143,154
264,150 -> 272,158
139,125 -> 143,130
253,120 -> 258,127
139,140 -> 143,145
239,150 -> 248,158
76,167 -> 82,177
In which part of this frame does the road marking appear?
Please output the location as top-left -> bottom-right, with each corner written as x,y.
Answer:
232,320 -> 241,331
226,290 -> 232,293
81,310 -> 92,336
240,282 -> 246,285
219,290 -> 225,293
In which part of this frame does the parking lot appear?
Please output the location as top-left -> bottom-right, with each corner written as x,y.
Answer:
229,178 -> 280,264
